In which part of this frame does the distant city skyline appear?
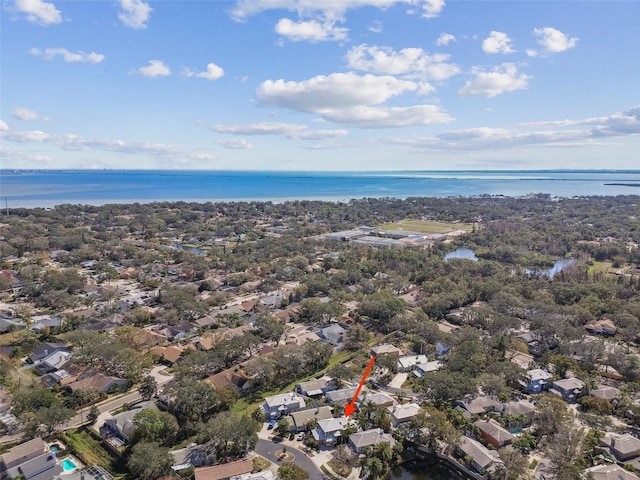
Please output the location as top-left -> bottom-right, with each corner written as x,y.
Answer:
1,0 -> 639,170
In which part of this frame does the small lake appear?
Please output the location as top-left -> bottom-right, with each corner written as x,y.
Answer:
444,248 -> 479,262
390,462 -> 465,480
525,258 -> 576,278
173,244 -> 207,255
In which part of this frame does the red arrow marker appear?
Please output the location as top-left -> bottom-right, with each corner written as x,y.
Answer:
344,356 -> 376,418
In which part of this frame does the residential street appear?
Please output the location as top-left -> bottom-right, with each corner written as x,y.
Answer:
255,439 -> 325,480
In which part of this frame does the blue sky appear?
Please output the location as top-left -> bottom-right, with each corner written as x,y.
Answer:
1,0 -> 639,170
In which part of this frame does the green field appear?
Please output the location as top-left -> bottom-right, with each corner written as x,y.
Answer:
378,219 -> 475,234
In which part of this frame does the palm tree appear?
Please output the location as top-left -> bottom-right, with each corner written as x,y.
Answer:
363,457 -> 384,480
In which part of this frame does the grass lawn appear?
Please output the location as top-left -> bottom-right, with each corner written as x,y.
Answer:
252,456 -> 271,472
588,260 -> 613,275
328,458 -> 352,477
378,219 -> 474,234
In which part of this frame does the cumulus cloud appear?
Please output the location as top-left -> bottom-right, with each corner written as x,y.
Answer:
118,0 -> 152,29
210,122 -> 348,140
275,18 -> 348,42
345,44 -> 460,80
137,60 -> 171,77
436,33 -> 455,46
421,0 -> 445,18
526,49 -> 538,57
217,138 -> 254,149
0,121 -> 9,131
183,63 -> 224,81
0,125 -> 215,162
458,63 -> 531,97
482,31 -> 515,54
12,107 -> 49,121
386,106 -> 640,151
322,104 -> 453,128
257,72 -> 418,112
533,27 -> 578,53
13,0 -> 61,25
30,47 -> 105,63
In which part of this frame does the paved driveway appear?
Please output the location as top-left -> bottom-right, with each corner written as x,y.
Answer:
255,439 -> 325,480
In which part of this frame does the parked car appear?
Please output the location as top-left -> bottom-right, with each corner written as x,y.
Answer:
268,419 -> 277,429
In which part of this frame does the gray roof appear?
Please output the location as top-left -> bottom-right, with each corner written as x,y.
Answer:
0,437 -> 45,467
17,453 -> 62,480
473,419 -> 515,444
326,387 -> 359,404
553,377 -> 585,391
590,385 -> 620,401
497,400 -> 536,417
586,464 -> 640,480
349,428 -> 394,449
458,436 -> 502,470
290,407 -> 333,428
318,417 -> 349,434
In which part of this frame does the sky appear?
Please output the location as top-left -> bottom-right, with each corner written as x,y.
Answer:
1,0 -> 639,171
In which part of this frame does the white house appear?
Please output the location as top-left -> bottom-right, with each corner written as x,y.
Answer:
262,393 -> 305,419
387,403 -> 421,426
397,355 -> 428,372
312,416 -> 351,445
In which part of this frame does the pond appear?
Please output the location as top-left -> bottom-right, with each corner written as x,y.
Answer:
443,248 -> 479,262
389,461 -> 466,480
173,243 -> 207,255
525,258 -> 576,278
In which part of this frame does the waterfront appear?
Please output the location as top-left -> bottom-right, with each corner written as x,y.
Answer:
2,170 -> 640,208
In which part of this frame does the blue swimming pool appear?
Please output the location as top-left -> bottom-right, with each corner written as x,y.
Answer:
61,458 -> 77,472
49,444 -> 61,453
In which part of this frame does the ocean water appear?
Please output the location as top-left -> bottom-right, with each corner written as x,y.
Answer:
1,170 -> 640,208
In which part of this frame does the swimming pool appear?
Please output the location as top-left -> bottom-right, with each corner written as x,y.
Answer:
61,458 -> 77,472
49,444 -> 61,453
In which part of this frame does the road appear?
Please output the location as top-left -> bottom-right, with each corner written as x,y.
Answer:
255,439 -> 325,480
65,365 -> 174,430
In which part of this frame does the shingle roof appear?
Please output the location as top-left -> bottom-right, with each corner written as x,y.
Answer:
194,459 -> 253,480
0,437 -> 45,467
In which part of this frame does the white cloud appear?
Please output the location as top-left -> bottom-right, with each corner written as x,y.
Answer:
137,60 -> 171,77
421,0 -> 445,18
533,27 -> 578,53
2,130 -> 52,142
458,63 -> 531,97
436,33 -> 455,46
12,107 -> 49,121
210,122 -> 348,139
345,44 -> 460,80
13,0 -> 61,26
322,104 -> 453,128
118,0 -> 152,29
184,63 -> 225,81
275,18 -> 348,42
526,49 -> 538,57
482,31 -> 515,54
257,72 -> 417,112
0,121 -> 9,131
218,138 -> 254,149
368,20 -> 383,33
30,47 -> 104,63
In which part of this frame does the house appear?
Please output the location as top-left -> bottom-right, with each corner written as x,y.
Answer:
205,366 -> 254,392
289,406 -> 333,432
412,361 -> 442,377
170,443 -> 209,470
349,428 -> 395,453
0,437 -> 62,480
262,392 -> 305,419
454,396 -> 500,417
296,378 -> 335,397
362,392 -> 396,408
102,401 -> 159,443
34,350 -> 72,375
494,400 -> 536,427
320,324 -> 346,344
590,385 -> 621,402
585,464 -> 640,480
507,350 -> 534,370
551,377 -> 585,403
397,355 -> 428,373
600,434 -> 640,461
159,321 -> 197,340
194,458 -> 253,480
29,342 -> 69,364
52,466 -> 115,480
474,419 -> 515,448
66,372 -> 129,394
387,403 -> 421,426
0,317 -> 26,334
325,387 -> 362,406
312,417 -> 350,445
284,326 -> 320,346
30,317 -> 63,332
457,436 -> 503,474
370,344 -> 402,358
150,345 -> 195,364
585,319 -> 617,336
520,368 -> 552,394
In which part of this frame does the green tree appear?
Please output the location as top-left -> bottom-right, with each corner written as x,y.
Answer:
87,405 -> 100,425
127,442 -> 173,480
278,464 -> 309,480
133,408 -> 179,446
198,411 -> 259,463
138,375 -> 157,401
